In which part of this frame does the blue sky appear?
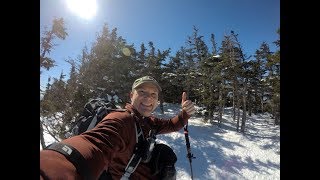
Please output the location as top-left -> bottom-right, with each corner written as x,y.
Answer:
40,0 -> 280,89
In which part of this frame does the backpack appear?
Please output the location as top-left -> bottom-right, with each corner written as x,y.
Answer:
59,97 -> 155,179
65,98 -> 125,138
63,98 -> 127,179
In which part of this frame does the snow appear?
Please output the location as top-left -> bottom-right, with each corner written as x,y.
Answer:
41,103 -> 280,180
153,104 -> 279,180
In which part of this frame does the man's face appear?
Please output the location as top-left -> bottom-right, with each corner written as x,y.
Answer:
130,83 -> 159,117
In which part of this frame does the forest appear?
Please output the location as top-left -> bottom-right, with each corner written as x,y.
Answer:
40,18 -> 280,149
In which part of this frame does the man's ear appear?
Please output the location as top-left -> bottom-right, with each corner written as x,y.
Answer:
129,91 -> 133,100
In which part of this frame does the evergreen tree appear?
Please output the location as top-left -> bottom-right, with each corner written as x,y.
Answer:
198,33 -> 220,121
40,17 -> 68,74
266,28 -> 280,125
184,26 -> 208,102
253,42 -> 271,113
40,72 -> 69,146
219,32 -> 241,126
163,47 -> 187,103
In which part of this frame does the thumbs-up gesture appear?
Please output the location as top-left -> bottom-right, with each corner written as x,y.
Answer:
181,92 -> 195,116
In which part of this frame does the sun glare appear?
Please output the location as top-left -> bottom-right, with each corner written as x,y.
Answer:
66,0 -> 97,20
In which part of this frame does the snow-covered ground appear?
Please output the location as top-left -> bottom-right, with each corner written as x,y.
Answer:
153,103 -> 280,180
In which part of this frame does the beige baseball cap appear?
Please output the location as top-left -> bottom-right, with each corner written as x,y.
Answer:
132,76 -> 162,92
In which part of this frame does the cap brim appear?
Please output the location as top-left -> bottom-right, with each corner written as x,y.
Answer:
134,82 -> 162,92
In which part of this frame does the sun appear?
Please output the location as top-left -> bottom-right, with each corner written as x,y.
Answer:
66,0 -> 97,20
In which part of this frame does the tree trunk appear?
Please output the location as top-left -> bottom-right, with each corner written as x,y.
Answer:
253,86 -> 258,114
236,98 -> 241,132
218,83 -> 224,127
248,89 -> 252,116
232,79 -> 238,121
260,94 -> 264,113
40,120 -> 46,149
232,88 -> 236,121
241,84 -> 247,133
273,103 -> 280,125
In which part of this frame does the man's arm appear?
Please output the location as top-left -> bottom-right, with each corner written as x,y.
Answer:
40,113 -> 130,179
154,92 -> 195,134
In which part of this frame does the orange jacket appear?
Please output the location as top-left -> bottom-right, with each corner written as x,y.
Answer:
40,103 -> 190,180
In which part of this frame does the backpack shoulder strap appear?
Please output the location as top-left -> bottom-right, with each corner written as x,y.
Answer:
87,108 -> 127,132
87,115 -> 98,131
120,113 -> 144,180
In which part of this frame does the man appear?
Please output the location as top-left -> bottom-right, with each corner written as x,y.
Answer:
40,76 -> 195,180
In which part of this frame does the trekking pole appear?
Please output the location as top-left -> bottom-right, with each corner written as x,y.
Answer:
184,123 -> 195,180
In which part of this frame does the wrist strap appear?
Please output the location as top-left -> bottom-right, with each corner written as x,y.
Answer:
46,142 -> 91,180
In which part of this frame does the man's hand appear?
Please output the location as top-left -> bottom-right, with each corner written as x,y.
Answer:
181,92 -> 195,116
